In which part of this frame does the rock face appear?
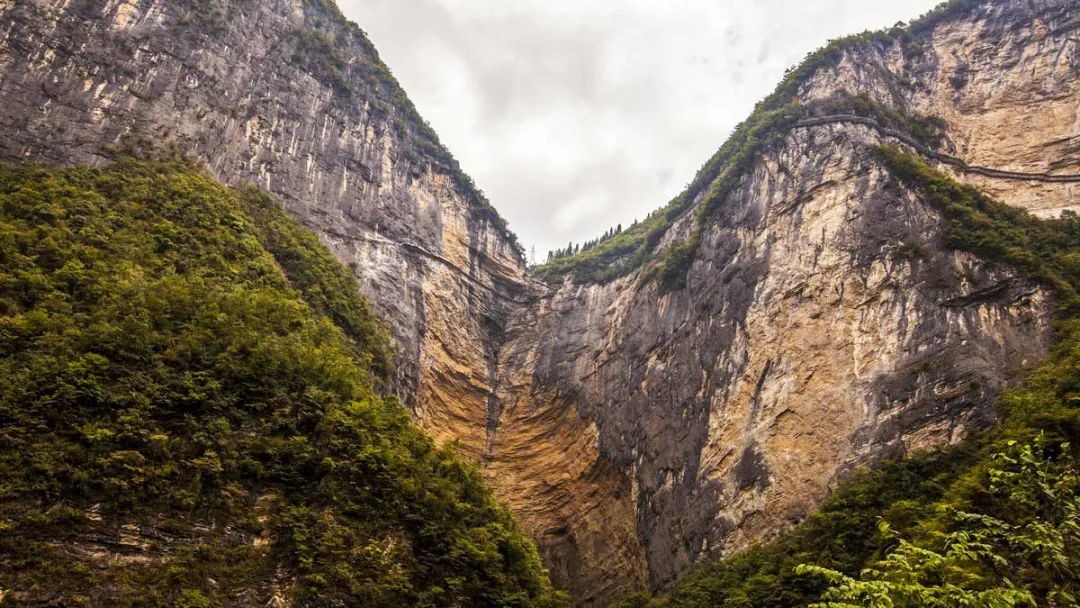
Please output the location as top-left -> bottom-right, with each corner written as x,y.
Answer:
0,0 -> 526,460
1,0 -> 1078,605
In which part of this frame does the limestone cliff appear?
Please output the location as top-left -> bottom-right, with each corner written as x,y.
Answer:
0,0 -> 526,461
1,0 -> 1078,606
494,0 -> 1080,601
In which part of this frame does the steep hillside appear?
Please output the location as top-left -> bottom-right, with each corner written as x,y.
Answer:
511,0 -> 1080,602
617,148 -> 1080,607
501,0 -> 1080,601
0,159 -> 562,607
0,0 -> 527,461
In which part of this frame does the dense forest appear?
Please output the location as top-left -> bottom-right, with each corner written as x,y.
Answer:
0,159 -> 564,607
617,150 -> 1080,608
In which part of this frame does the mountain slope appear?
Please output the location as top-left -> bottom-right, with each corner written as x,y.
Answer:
0,159 -> 562,607
493,0 -> 1080,601
618,147 -> 1080,607
0,0 -> 527,462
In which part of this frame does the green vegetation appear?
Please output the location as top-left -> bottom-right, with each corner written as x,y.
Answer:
616,150 -> 1080,608
641,229 -> 702,292
536,205 -> 674,284
534,99 -> 802,286
798,435 -> 1079,607
0,160 -> 563,607
239,185 -> 394,380
536,0 -> 981,286
875,147 -> 1080,299
538,92 -> 943,288
546,224 -> 625,263
288,26 -> 355,95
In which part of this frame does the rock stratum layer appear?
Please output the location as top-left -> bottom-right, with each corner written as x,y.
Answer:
1,0 -> 1079,605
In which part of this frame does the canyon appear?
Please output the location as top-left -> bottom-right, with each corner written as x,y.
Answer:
1,0 -> 1078,605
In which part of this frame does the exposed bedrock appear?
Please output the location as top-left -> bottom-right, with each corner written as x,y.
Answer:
0,0 -> 1078,604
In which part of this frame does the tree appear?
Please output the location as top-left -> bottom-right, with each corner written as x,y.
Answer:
797,435 -> 1080,608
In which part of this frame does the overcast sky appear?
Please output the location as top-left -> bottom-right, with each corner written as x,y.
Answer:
337,0 -> 941,260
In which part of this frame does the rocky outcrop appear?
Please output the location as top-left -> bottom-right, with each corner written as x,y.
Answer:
795,0 -> 1080,217
520,126 -> 1058,597
512,1 -> 1078,600
1,0 -> 1078,605
494,0 -> 1079,601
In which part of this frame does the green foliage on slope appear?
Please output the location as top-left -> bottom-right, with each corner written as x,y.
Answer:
0,160 -> 563,607
534,97 -> 803,286
875,147 -> 1080,300
617,451 -> 982,608
798,435 -> 1080,607
617,150 -> 1080,608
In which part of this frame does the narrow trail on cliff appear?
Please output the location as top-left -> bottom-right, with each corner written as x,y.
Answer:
795,115 -> 1080,183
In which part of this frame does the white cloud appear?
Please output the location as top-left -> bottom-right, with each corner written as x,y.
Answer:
337,0 -> 942,259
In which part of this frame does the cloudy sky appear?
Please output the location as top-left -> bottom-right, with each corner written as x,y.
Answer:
337,0 -> 941,260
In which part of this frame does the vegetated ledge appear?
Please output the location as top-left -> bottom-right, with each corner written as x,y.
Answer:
531,0 -> 1014,286
799,115 -> 1080,184
640,112 -> 1080,293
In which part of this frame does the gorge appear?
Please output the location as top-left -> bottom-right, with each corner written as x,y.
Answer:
1,0 -> 1078,606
